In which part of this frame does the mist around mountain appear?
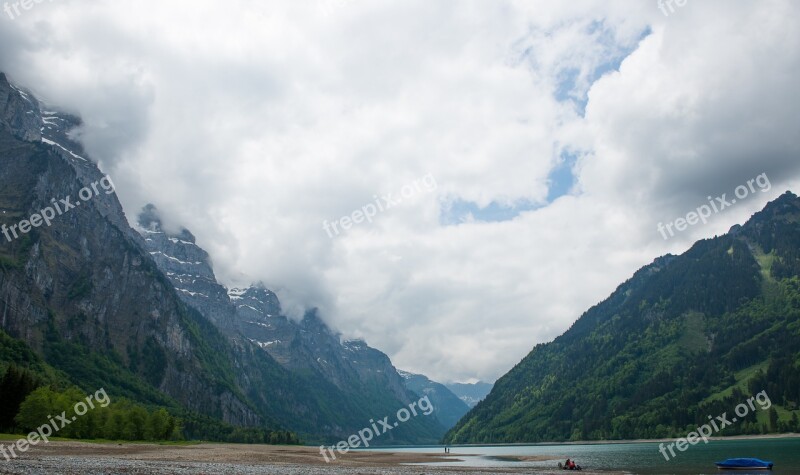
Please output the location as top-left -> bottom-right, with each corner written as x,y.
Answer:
445,381 -> 494,408
138,204 -> 445,444
8,67 -> 799,451
0,73 -> 444,445
445,192 -> 800,444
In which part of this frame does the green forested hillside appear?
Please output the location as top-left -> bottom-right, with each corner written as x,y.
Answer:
445,192 -> 800,443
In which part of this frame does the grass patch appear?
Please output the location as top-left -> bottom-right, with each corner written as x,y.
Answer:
752,246 -> 777,283
56,438 -> 202,446
0,433 -> 201,445
703,362 -> 769,404
680,311 -> 707,353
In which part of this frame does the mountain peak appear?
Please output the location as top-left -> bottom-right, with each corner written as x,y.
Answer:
743,190 -> 798,222
137,203 -> 163,231
396,369 -> 415,380
137,204 -> 197,243
732,191 -> 800,240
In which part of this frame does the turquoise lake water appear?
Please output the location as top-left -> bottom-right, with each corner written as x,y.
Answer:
360,437 -> 800,474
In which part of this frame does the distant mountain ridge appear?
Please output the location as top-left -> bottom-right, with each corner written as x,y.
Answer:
397,370 -> 470,429
446,192 -> 800,444
445,381 -> 493,408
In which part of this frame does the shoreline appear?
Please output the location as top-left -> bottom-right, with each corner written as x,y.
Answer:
429,432 -> 800,448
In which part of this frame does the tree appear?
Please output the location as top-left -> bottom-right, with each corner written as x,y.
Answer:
769,407 -> 779,432
14,386 -> 61,432
168,416 -> 183,441
123,406 -> 148,440
103,409 -> 125,440
145,408 -> 170,440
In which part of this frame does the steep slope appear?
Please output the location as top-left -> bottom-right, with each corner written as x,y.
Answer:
137,205 -> 446,444
446,192 -> 800,443
445,381 -> 493,408
0,73 -> 273,436
138,204 -> 236,332
398,370 -> 470,429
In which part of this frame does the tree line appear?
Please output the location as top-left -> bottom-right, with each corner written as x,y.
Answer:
0,364 -> 299,444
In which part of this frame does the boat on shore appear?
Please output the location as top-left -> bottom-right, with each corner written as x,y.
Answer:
714,458 -> 773,470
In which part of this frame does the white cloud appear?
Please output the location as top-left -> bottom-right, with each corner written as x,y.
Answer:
1,0 -> 798,383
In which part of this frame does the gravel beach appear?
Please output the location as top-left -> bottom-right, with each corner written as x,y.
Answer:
0,441 -> 614,474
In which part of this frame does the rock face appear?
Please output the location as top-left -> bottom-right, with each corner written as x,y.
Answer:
233,284 -> 410,401
0,72 -> 445,444
0,73 -> 41,142
138,205 -> 237,332
0,73 -> 260,429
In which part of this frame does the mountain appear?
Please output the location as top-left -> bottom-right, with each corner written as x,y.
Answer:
445,192 -> 800,443
0,72 -> 273,439
138,204 -> 238,333
398,370 -> 470,429
0,73 -> 444,444
445,381 -> 493,408
137,200 -> 445,444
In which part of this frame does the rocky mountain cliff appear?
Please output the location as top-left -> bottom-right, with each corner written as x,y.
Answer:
138,204 -> 237,332
0,72 -> 264,432
0,73 -> 444,444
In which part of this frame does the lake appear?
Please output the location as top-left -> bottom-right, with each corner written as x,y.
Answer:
361,437 -> 800,474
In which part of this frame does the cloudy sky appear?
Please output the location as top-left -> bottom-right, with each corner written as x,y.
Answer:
2,0 -> 799,383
